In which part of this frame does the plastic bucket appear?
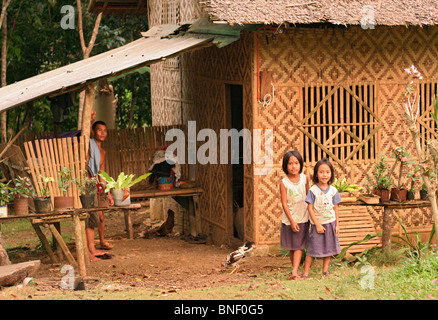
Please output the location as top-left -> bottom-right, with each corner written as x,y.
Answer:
158,176 -> 174,190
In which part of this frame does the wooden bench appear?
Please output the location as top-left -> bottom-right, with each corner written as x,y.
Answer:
130,187 -> 203,237
0,204 -> 142,277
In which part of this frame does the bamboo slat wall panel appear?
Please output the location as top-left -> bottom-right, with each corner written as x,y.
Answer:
299,82 -> 379,165
102,126 -> 189,186
23,136 -> 87,209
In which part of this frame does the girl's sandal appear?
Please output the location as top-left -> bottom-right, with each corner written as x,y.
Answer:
287,275 -> 298,280
300,274 -> 312,280
322,271 -> 332,276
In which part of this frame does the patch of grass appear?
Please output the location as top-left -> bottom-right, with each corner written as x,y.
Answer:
1,219 -> 75,250
374,251 -> 438,299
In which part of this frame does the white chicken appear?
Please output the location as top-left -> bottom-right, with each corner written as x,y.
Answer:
221,241 -> 254,274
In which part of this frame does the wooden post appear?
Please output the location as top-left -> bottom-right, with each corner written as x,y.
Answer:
0,229 -> 10,266
193,195 -> 202,235
31,224 -> 59,264
81,84 -> 95,156
382,207 -> 393,251
80,219 -> 89,267
73,214 -> 86,277
124,209 -> 134,239
47,224 -> 77,268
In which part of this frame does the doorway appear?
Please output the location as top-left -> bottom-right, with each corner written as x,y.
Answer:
226,84 -> 244,240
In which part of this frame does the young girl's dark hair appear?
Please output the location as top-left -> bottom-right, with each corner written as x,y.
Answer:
312,157 -> 335,184
282,150 -> 304,174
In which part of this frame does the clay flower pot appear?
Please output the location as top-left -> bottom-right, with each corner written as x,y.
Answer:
54,196 -> 74,212
390,188 -> 407,202
14,195 -> 28,216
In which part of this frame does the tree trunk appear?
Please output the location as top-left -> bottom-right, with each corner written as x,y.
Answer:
128,78 -> 136,128
0,4 -> 6,142
76,0 -> 102,130
81,84 -> 95,156
408,125 -> 438,244
0,229 -> 11,266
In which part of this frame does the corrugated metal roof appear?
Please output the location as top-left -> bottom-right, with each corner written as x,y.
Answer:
88,0 -> 147,16
0,34 -> 214,113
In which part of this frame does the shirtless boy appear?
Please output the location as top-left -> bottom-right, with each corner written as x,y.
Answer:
86,120 -> 114,261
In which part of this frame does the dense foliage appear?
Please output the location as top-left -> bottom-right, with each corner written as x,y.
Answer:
3,0 -> 151,135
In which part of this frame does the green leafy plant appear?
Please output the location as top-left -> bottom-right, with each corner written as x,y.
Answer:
406,165 -> 422,193
392,214 -> 435,259
75,171 -> 98,195
57,167 -> 75,196
389,146 -> 415,189
0,180 -> 13,206
365,155 -> 394,191
332,178 -> 364,193
38,175 -> 54,198
99,171 -> 151,193
12,176 -> 33,198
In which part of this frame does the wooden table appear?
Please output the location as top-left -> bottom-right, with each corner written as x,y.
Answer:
341,199 -> 431,250
0,204 -> 142,277
130,187 -> 203,237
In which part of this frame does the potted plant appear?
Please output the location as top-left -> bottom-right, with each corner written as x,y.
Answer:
99,171 -> 151,206
332,178 -> 364,200
366,155 -> 393,202
34,175 -> 54,213
75,170 -> 98,209
359,180 -> 381,204
11,176 -> 33,216
388,146 -> 414,201
420,183 -> 428,200
54,167 -> 75,211
406,166 -> 421,201
0,180 -> 13,217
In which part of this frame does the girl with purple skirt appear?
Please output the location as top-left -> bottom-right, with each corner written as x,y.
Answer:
302,158 -> 341,279
280,150 -> 310,280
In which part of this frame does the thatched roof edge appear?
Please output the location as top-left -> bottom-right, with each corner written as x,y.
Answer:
203,0 -> 438,26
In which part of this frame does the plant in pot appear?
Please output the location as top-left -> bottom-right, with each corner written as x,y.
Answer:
406,165 -> 421,201
11,176 -> 33,216
55,167 -> 75,212
420,183 -> 428,200
366,155 -> 394,203
0,180 -> 13,217
99,171 -> 151,207
359,180 -> 381,204
75,170 -> 98,209
34,175 -> 54,213
332,178 -> 364,199
388,146 -> 415,201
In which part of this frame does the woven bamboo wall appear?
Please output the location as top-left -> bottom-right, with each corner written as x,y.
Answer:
255,25 -> 438,245
187,34 -> 254,243
148,0 -> 205,126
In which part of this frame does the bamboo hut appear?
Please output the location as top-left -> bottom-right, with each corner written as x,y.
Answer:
139,0 -> 438,246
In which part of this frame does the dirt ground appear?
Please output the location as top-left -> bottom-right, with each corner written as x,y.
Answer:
3,210 -> 291,292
